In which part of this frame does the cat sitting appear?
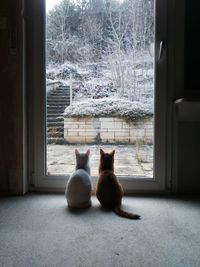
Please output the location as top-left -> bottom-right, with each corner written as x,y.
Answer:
96,148 -> 140,219
65,149 -> 92,209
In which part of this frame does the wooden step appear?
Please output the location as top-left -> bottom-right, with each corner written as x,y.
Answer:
47,121 -> 64,127
47,127 -> 64,133
47,137 -> 68,145
47,117 -> 63,123
47,131 -> 63,138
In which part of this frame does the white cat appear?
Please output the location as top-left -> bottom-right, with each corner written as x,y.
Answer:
65,149 -> 92,209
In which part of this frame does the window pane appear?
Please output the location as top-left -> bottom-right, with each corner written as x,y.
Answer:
46,0 -> 154,178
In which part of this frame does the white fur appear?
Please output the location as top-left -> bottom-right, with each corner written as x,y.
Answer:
65,169 -> 92,208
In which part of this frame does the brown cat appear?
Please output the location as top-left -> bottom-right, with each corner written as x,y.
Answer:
96,148 -> 140,219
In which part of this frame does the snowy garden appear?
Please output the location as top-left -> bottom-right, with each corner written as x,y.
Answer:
46,0 -> 154,177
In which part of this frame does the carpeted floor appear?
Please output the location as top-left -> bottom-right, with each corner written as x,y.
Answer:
0,194 -> 200,267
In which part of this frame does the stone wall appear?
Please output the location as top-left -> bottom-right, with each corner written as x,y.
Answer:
64,117 -> 153,144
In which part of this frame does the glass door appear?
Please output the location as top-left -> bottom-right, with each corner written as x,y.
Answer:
32,0 -> 167,192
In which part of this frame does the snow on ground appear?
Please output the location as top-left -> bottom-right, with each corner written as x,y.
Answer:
46,52 -> 154,116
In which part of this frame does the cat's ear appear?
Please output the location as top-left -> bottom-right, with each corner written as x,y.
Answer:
110,150 -> 115,156
100,148 -> 104,156
86,149 -> 90,156
75,149 -> 79,156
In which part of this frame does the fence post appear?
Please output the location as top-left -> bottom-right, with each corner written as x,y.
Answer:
70,73 -> 72,104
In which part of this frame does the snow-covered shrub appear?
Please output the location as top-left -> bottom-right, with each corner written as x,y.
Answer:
73,83 -> 117,100
46,63 -> 82,80
64,98 -> 153,121
46,61 -> 105,82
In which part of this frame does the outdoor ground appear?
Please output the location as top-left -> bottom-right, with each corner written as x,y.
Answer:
47,144 -> 153,178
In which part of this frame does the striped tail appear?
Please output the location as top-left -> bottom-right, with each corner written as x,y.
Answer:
113,207 -> 140,220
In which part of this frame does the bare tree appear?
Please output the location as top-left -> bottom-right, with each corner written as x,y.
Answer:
104,0 -> 131,93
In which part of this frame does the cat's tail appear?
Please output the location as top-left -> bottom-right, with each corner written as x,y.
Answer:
113,207 -> 140,220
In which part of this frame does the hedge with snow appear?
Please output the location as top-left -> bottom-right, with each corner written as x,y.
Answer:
64,98 -> 153,121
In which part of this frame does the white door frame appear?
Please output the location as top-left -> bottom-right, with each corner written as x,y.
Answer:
29,0 -> 170,193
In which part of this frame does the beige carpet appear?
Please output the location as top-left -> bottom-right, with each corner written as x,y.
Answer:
0,194 -> 200,267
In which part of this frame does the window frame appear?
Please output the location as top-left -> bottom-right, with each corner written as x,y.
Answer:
29,0 -> 170,193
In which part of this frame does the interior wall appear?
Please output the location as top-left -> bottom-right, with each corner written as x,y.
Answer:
184,1 -> 200,91
177,122 -> 200,193
173,1 -> 200,193
0,0 -> 24,195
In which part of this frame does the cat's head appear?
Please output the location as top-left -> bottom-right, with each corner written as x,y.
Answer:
75,149 -> 90,168
99,148 -> 115,171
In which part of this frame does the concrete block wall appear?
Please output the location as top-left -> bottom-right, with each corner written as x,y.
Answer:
64,117 -> 153,144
